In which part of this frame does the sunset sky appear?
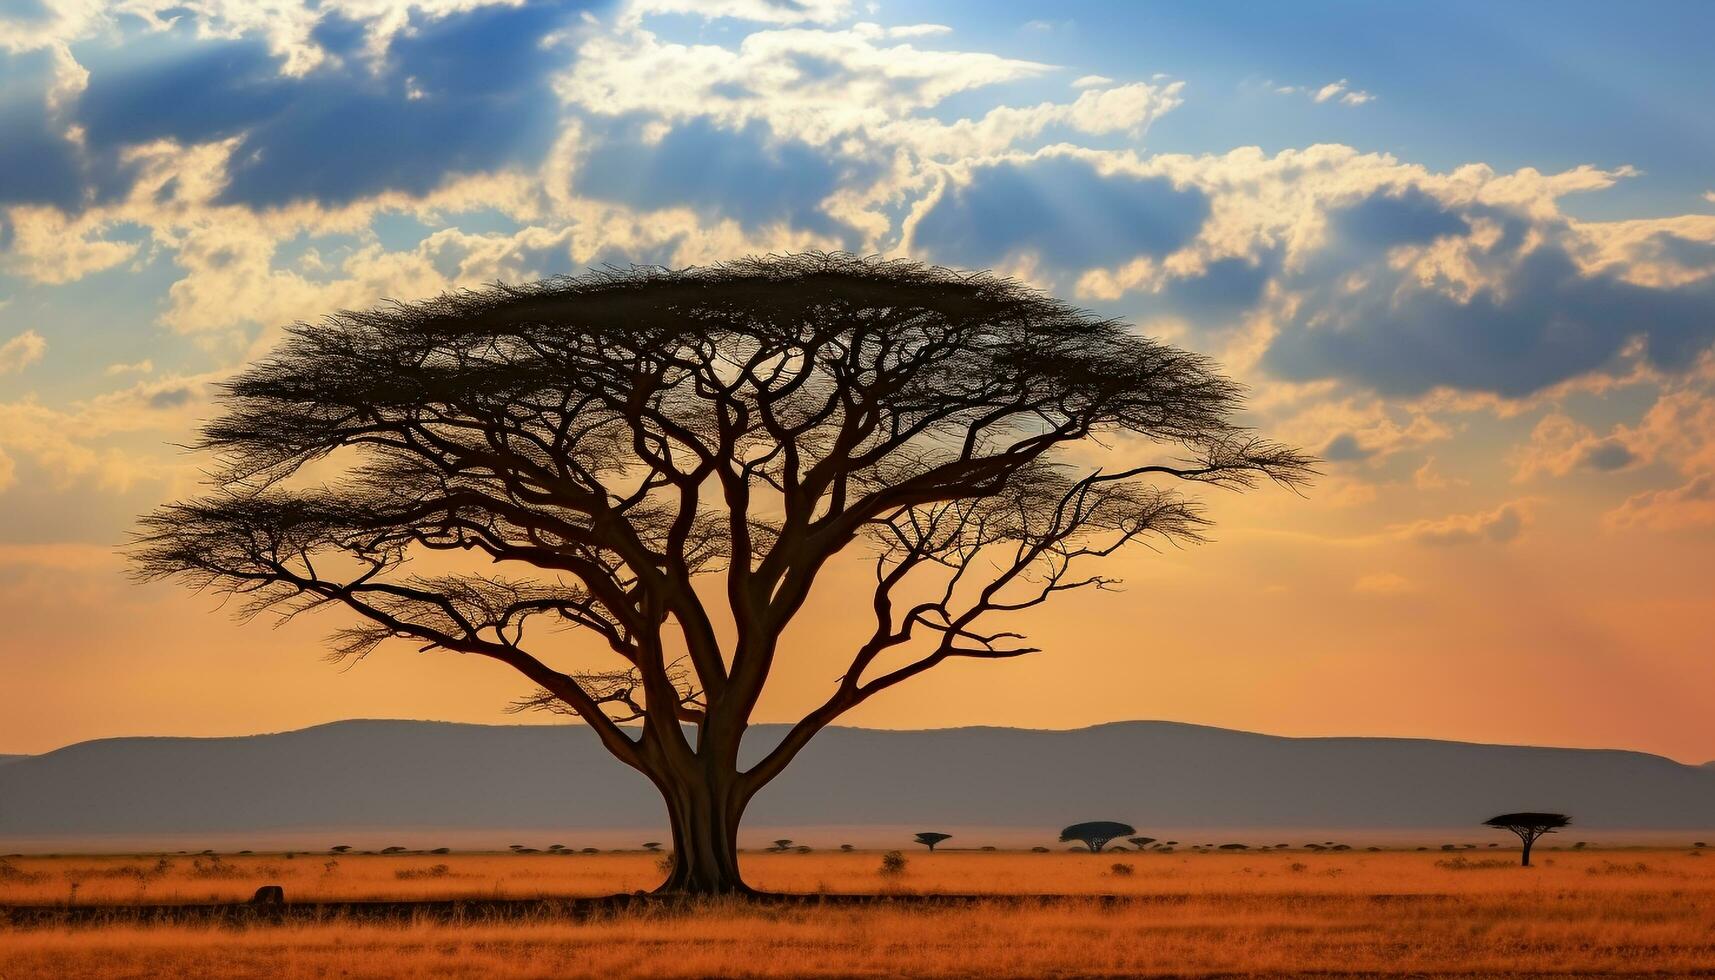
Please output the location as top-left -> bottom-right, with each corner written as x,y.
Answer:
2,0 -> 1713,761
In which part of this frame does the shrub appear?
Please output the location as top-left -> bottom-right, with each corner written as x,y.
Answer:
0,860 -> 46,884
430,847 -> 451,855
1109,862 -> 1134,876
394,864 -> 452,880
1435,856 -> 1513,870
879,851 -> 908,877
1031,846 -> 1050,853
1586,861 -> 1651,876
840,844 -> 855,852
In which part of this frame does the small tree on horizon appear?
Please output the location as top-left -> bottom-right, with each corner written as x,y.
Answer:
1483,812 -> 1570,867
913,832 -> 952,853
130,254 -> 1310,896
1060,821 -> 1136,853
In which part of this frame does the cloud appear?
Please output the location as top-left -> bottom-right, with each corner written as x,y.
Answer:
1413,457 -> 1466,490
0,330 -> 47,374
574,116 -> 871,235
911,154 -> 1208,271
621,0 -> 851,25
1274,78 -> 1372,106
558,23 -> 1051,148
1353,572 -> 1415,595
1321,432 -> 1372,462
1072,74 -> 1113,89
70,2 -> 584,209
1312,79 -> 1374,106
1266,209 -> 1715,398
1607,474 -> 1715,530
1397,502 -> 1528,546
1512,413 -> 1641,481
0,48 -> 85,208
0,207 -> 140,283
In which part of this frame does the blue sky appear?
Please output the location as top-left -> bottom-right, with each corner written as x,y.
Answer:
2,0 -> 1714,757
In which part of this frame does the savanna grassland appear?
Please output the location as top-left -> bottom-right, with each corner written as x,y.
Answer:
3,848 -> 1714,978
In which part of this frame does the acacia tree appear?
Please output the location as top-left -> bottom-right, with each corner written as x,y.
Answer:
913,832 -> 952,852
1483,812 -> 1570,867
131,253 -> 1310,895
1060,821 -> 1137,853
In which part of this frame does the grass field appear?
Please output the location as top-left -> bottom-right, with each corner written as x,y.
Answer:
3,848 -> 1713,977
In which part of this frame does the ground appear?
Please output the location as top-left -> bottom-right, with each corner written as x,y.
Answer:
2,848 -> 1712,977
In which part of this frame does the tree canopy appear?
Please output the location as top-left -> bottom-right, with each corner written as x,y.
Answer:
1060,821 -> 1137,853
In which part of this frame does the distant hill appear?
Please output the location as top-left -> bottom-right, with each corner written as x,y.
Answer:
1,720 -> 1710,844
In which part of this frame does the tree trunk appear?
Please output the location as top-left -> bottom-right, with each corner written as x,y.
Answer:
655,768 -> 752,896
1520,835 -> 1533,867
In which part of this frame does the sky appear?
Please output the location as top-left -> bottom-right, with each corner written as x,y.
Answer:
2,0 -> 1713,761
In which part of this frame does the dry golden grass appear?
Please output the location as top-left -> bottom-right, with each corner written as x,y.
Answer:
4,849 -> 1714,977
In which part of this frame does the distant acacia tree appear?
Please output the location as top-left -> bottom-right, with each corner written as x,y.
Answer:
1127,837 -> 1157,850
1483,812 -> 1570,867
913,832 -> 952,853
1060,821 -> 1137,853
131,254 -> 1310,896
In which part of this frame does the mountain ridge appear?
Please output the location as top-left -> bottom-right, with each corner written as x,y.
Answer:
2,719 -> 1710,844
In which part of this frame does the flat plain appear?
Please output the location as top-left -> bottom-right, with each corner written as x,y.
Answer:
3,848 -> 1713,977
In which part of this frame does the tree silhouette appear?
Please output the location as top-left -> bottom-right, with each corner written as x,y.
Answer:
913,832 -> 952,852
130,253 -> 1310,896
1483,812 -> 1570,866
1127,836 -> 1156,850
1060,821 -> 1137,853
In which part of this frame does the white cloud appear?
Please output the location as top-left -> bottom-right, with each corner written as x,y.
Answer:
558,25 -> 1052,147
0,331 -> 48,374
887,24 -> 952,38
1,208 -> 140,285
622,0 -> 852,26
1072,74 -> 1113,89
1272,78 -> 1373,107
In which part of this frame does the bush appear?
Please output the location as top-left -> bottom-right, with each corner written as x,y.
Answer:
879,851 -> 908,877
0,860 -> 46,884
1109,862 -> 1134,876
395,864 -> 452,880
1435,856 -> 1513,870
1586,861 -> 1651,876
840,844 -> 855,852
1030,846 -> 1050,853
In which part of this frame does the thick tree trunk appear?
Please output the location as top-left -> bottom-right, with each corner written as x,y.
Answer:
1520,836 -> 1534,867
655,768 -> 752,896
